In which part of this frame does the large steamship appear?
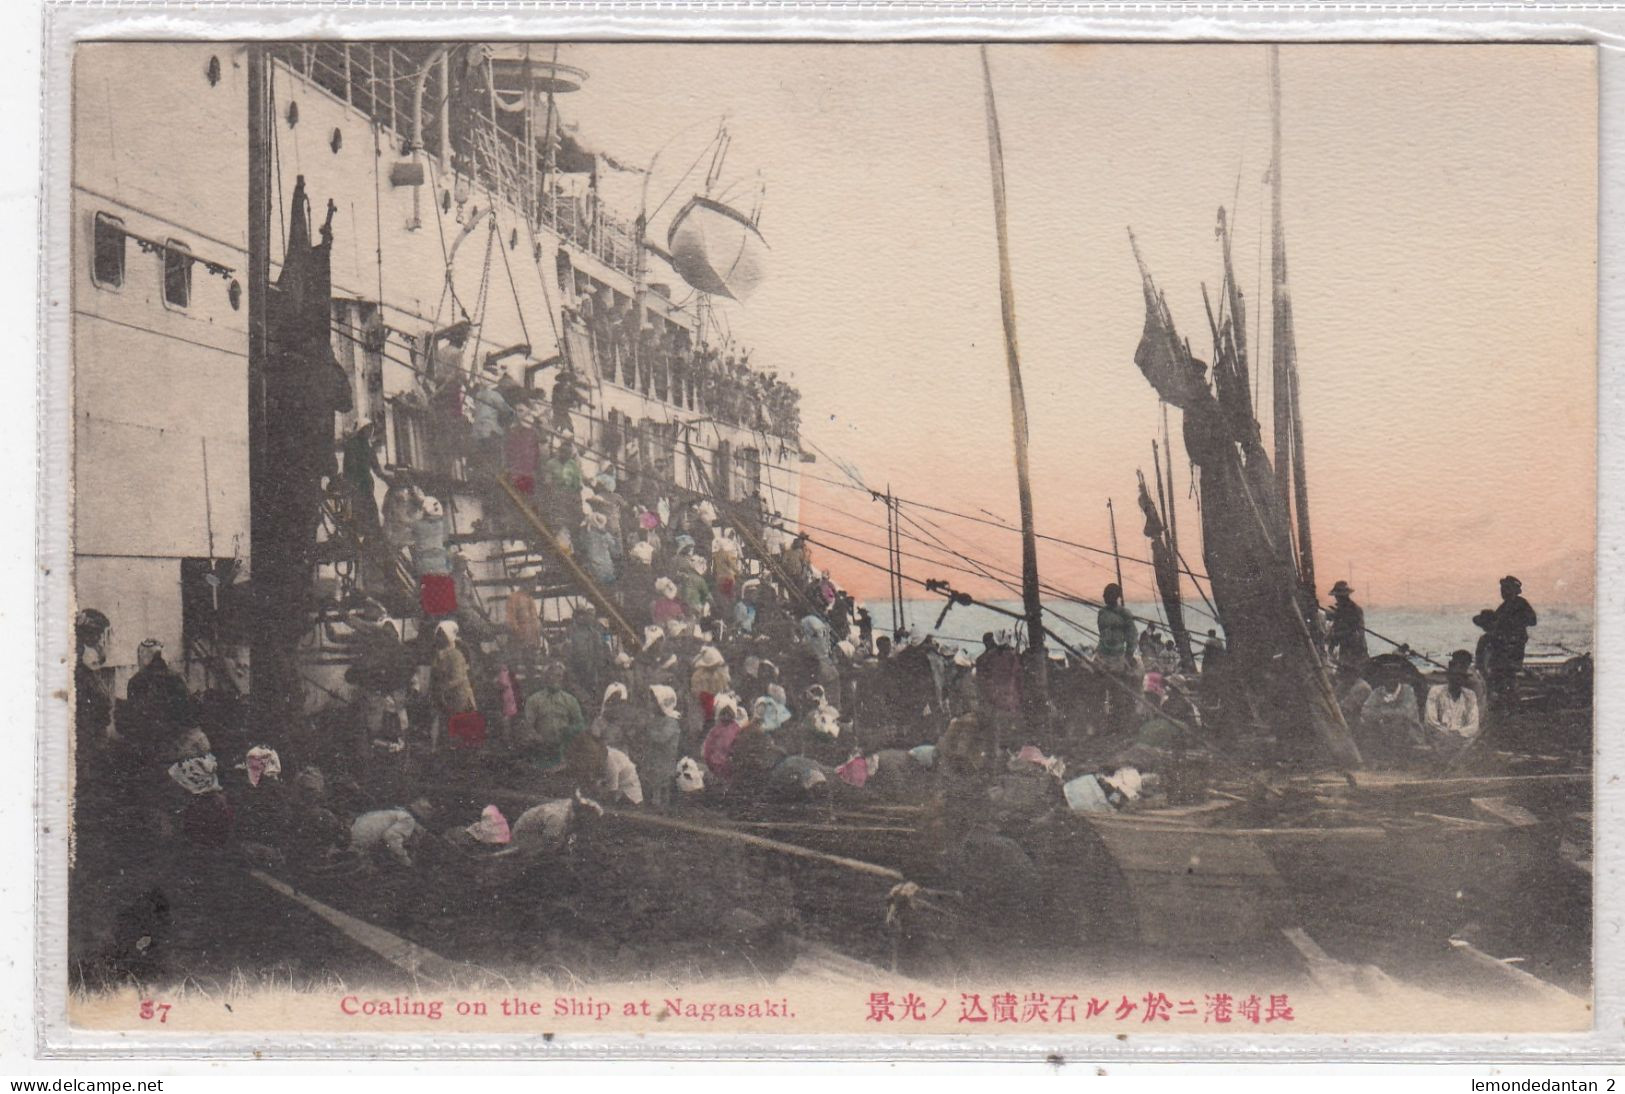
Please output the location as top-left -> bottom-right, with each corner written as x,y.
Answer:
73,42 -> 797,701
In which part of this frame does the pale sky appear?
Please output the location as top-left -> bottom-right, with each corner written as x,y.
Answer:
561,43 -> 1597,608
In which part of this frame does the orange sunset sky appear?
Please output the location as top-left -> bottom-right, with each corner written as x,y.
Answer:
565,43 -> 1597,608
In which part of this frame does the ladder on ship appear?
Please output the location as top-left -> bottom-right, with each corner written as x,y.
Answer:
317,492 -> 418,607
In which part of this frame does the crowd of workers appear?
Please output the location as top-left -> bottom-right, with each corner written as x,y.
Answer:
565,285 -> 801,441
69,349 -> 1550,961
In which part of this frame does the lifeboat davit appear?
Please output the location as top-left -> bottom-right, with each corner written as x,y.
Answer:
666,196 -> 768,302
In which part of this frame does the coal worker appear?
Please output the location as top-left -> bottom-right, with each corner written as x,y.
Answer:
700,696 -> 747,783
580,509 -> 621,586
856,606 -> 874,652
631,686 -> 683,811
338,419 -> 391,536
974,632 -> 1022,754
1487,576 -> 1538,708
429,621 -> 477,752
124,638 -> 194,763
75,609 -> 114,762
467,374 -> 516,475
563,732 -> 644,806
1357,662 -> 1423,760
1471,609 -> 1497,681
349,797 -> 435,868
518,661 -> 586,769
1095,584 -> 1138,734
1423,658 -> 1481,760
1096,584 -> 1137,670
1325,580 -> 1369,671
1450,646 -> 1490,720
1137,621 -> 1162,664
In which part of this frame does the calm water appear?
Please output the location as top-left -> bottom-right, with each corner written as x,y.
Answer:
886,598 -> 1593,665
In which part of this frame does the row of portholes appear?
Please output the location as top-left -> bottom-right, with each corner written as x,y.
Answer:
202,53 -> 361,158
283,99 -> 346,155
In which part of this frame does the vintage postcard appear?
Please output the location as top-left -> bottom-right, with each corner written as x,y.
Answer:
55,38 -> 1597,1045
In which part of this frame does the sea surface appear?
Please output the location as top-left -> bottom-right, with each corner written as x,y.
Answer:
887,598 -> 1594,665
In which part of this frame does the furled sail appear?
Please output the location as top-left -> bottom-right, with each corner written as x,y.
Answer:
1127,223 -> 1360,769
666,196 -> 768,302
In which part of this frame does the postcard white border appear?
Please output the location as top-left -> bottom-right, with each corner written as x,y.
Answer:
31,0 -> 1625,1062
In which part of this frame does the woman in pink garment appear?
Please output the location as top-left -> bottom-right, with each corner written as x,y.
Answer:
650,576 -> 687,627
701,698 -> 746,782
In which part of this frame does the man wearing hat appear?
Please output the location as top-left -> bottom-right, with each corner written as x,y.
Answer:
1487,576 -> 1538,708
1325,580 -> 1368,672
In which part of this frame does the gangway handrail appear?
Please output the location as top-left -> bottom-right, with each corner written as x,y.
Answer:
493,474 -> 642,649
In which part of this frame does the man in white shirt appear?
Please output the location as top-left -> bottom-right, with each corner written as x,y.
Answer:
349,798 -> 433,867
1424,662 -> 1481,760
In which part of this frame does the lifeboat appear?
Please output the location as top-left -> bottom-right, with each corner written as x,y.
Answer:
666,196 -> 768,302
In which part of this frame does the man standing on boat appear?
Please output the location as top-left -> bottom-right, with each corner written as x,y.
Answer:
973,632 -> 1022,753
1096,584 -> 1138,734
1487,576 -> 1538,709
1325,580 -> 1369,672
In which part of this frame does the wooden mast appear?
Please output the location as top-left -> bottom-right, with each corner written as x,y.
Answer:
978,45 -> 1047,683
1269,44 -> 1317,602
246,44 -> 274,737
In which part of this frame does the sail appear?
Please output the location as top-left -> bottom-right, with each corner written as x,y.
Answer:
1129,230 -> 1208,410
1125,221 -> 1360,769
1137,470 -> 1196,672
667,195 -> 769,302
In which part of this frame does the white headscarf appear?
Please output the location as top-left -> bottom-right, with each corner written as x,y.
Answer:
693,645 -> 726,669
242,746 -> 281,787
642,625 -> 664,651
654,577 -> 678,599
812,703 -> 842,739
168,754 -> 221,796
649,685 -> 680,720
601,682 -> 628,713
435,620 -> 459,647
676,756 -> 706,793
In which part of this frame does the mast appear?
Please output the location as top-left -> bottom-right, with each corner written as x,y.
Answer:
1107,498 -> 1123,592
1269,44 -> 1317,601
246,44 -> 273,737
885,485 -> 903,635
978,46 -> 1047,681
